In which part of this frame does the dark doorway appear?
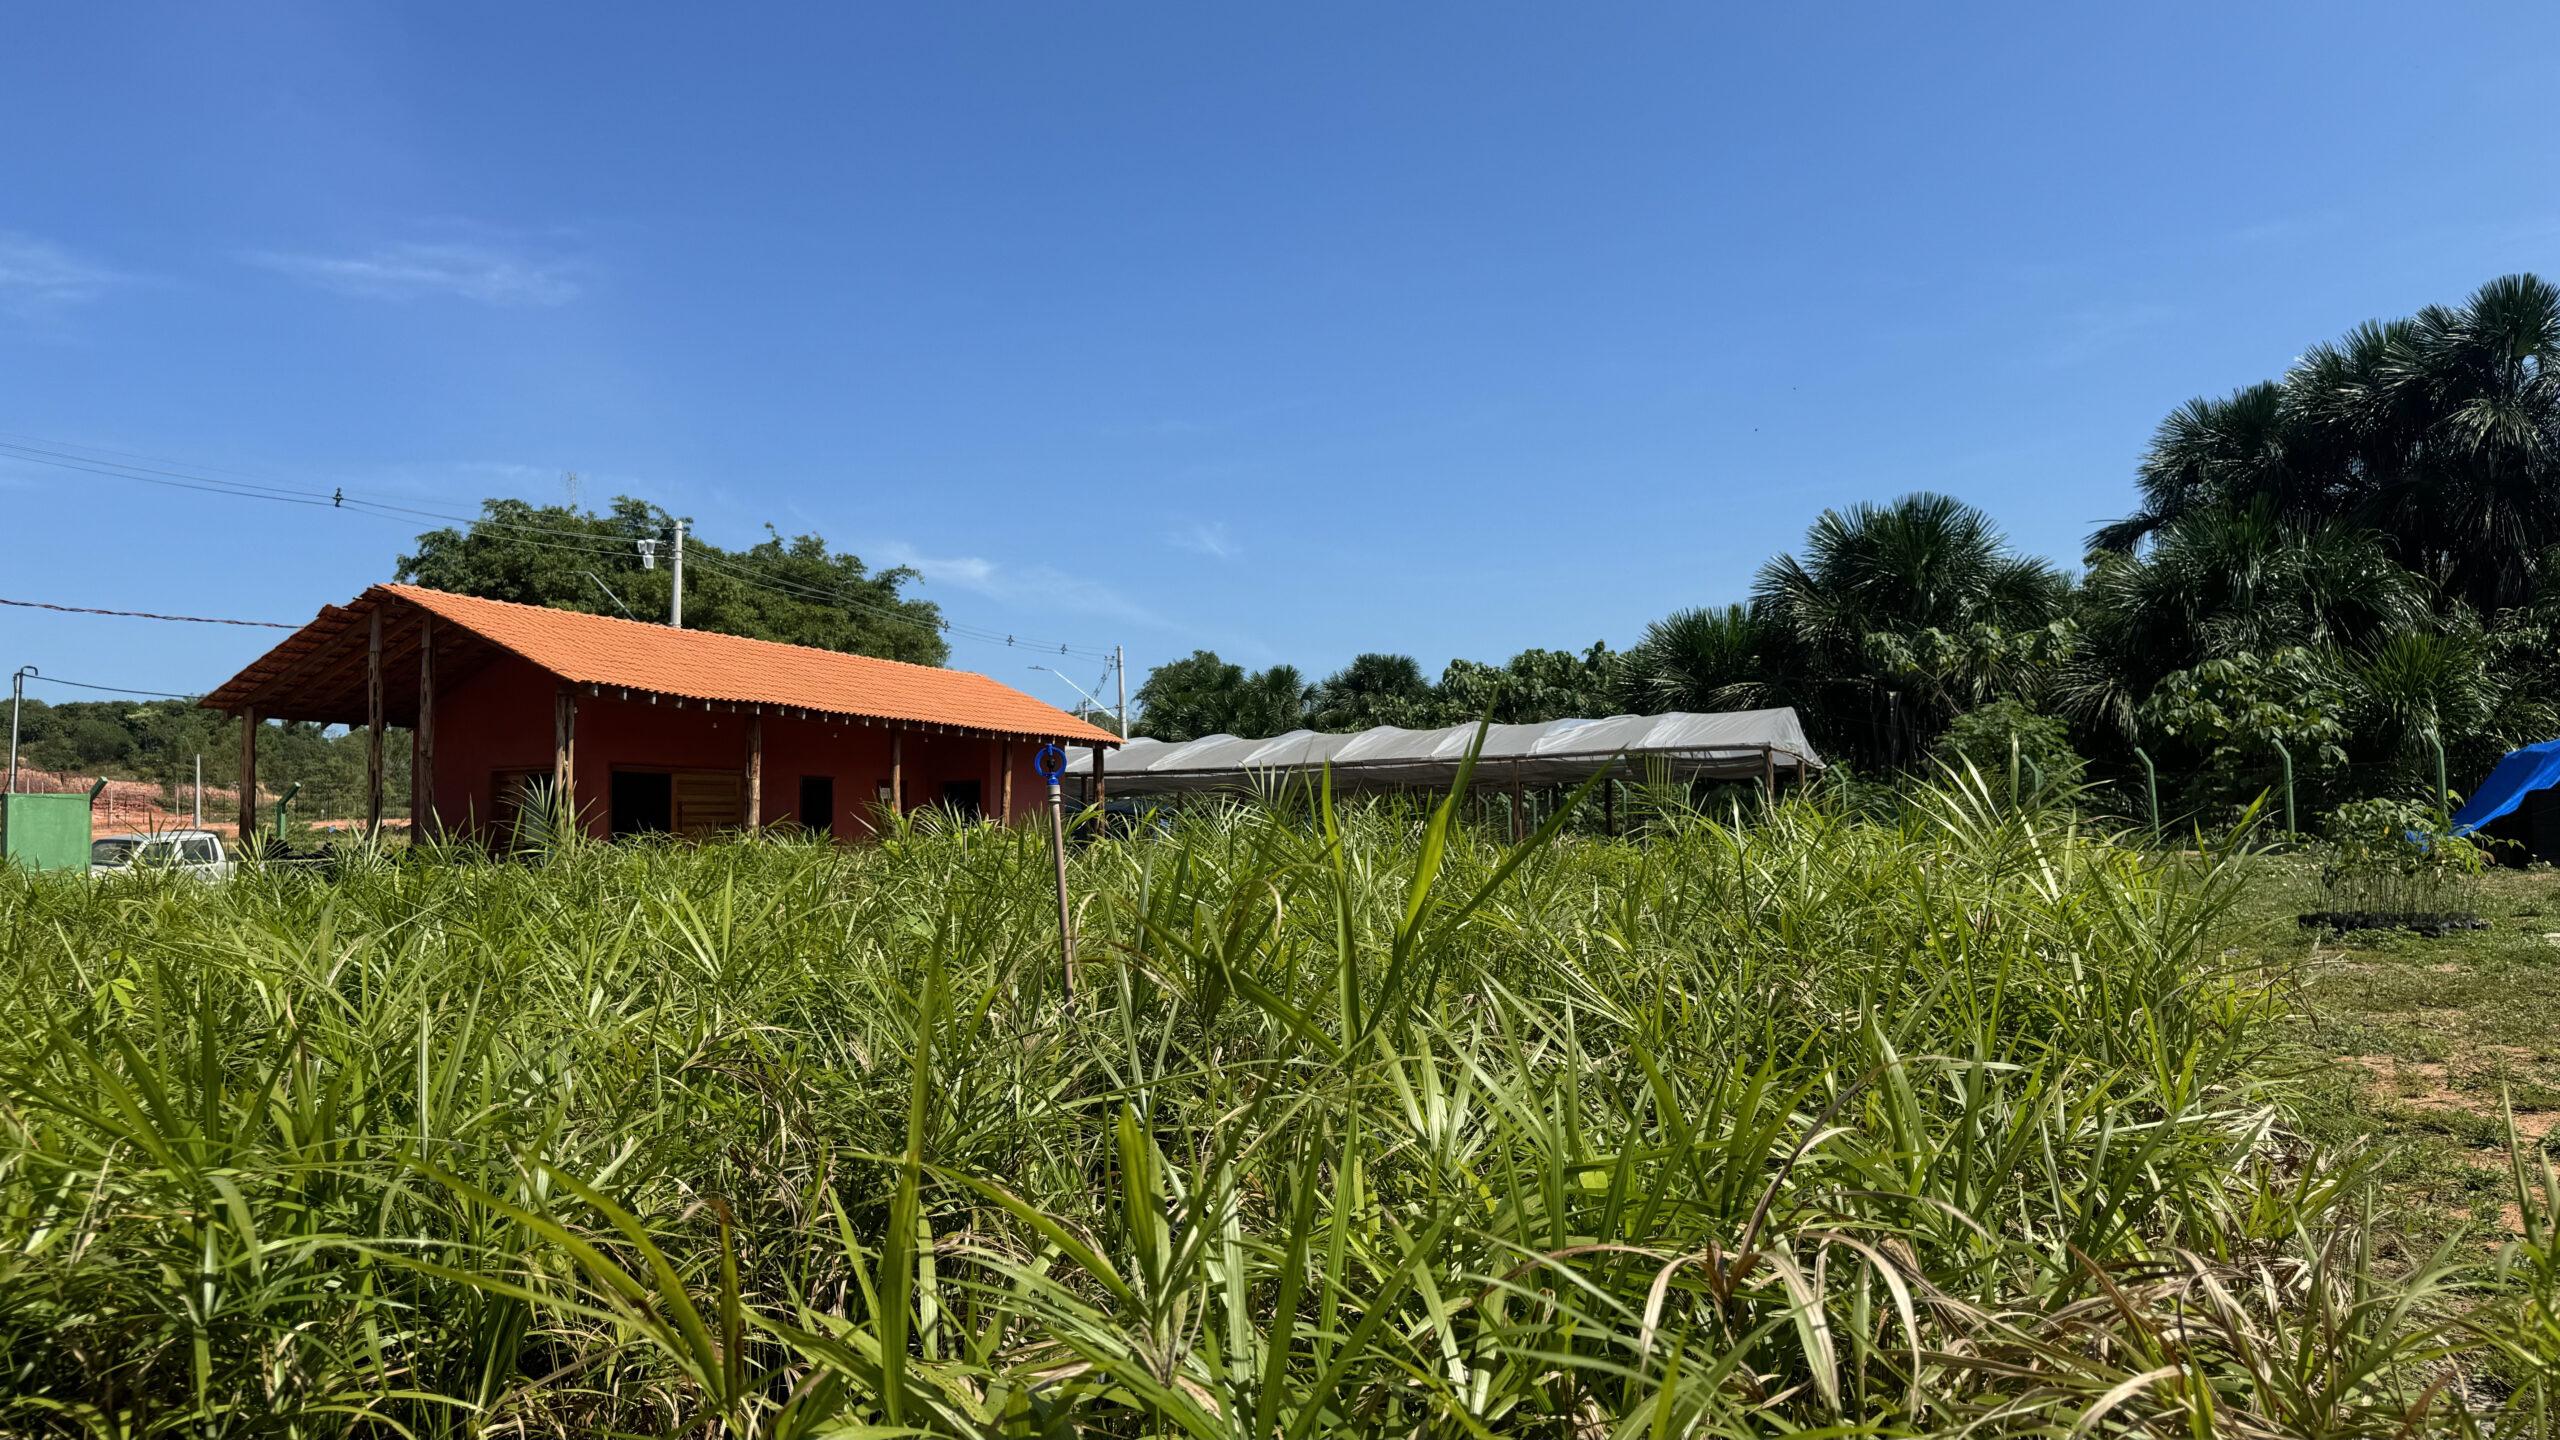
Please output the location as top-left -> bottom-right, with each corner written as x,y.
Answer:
610,770 -> 673,837
940,779 -> 983,820
798,775 -> 834,834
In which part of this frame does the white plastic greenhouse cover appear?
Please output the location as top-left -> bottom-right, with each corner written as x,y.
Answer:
1061,707 -> 1824,796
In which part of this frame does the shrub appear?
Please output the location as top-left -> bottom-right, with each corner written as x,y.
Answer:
1932,697 -> 2086,792
2313,795 -> 2491,918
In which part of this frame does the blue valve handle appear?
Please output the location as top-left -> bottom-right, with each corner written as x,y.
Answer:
1034,744 -> 1066,786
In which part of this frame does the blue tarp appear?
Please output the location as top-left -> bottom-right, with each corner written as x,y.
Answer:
2451,738 -> 2560,835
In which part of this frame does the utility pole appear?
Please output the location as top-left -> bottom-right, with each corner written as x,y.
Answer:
193,754 -> 203,828
6,665 -> 34,796
1115,645 -> 1128,737
669,519 -> 685,628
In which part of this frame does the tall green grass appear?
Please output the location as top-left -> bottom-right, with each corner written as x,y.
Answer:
0,773 -> 2550,1434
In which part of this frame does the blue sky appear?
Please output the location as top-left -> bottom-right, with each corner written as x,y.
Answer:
4,3 -> 2556,708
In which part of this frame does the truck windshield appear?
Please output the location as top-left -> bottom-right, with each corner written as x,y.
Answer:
90,839 -> 144,868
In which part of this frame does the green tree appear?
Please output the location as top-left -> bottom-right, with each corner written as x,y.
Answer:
1436,643 -> 1619,724
398,497 -> 948,664
1753,492 -> 2066,768
1130,652 -> 1311,741
2139,647 -> 2352,816
1616,605 -> 1771,715
2061,507 -> 2429,749
1230,664 -> 1315,737
2093,273 -> 2560,613
1309,653 -> 1435,731
1933,699 -> 2085,791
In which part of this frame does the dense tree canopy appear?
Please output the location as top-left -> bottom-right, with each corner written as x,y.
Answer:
6,699 -> 400,819
1131,645 -> 1620,741
399,496 -> 949,665
2094,273 -> 2560,612
1122,275 -> 2560,822
1750,492 -> 2068,769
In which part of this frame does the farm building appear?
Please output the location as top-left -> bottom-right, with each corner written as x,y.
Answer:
201,585 -> 1121,843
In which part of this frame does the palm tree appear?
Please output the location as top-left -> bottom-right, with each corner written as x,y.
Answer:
2370,274 -> 2560,609
1310,654 -> 1435,731
2061,506 -> 2429,748
1753,492 -> 2065,767
1231,664 -> 1313,736
2094,274 -> 2560,609
1617,605 -> 1771,714
2092,382 -> 2315,554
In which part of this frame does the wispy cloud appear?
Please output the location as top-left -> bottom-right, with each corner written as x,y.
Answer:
0,232 -> 125,313
1166,520 -> 1237,561
877,540 -> 1170,632
2040,301 -> 2180,368
247,241 -> 584,305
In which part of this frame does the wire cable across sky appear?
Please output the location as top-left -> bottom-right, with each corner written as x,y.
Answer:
0,430 -> 1122,660
0,596 -> 295,628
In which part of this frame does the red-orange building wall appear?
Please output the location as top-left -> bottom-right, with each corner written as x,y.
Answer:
424,652 -> 1057,841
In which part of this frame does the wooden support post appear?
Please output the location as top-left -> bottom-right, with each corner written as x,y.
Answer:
1762,745 -> 1776,805
1091,744 -> 1108,810
553,684 -> 577,829
365,609 -> 386,834
1510,761 -> 1525,843
236,707 -> 259,844
1049,773 -> 1076,997
890,729 -> 904,813
1001,740 -> 1014,822
744,712 -> 763,830
412,616 -> 435,840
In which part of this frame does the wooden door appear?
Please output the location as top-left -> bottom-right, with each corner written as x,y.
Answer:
673,771 -> 743,836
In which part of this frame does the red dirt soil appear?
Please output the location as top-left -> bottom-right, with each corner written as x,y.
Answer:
7,767 -> 402,838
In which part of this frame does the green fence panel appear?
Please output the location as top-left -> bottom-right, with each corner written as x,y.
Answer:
2,793 -> 93,872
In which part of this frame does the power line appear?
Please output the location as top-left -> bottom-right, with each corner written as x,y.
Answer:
0,439 -> 639,558
683,543 -> 1117,660
0,596 -> 295,628
690,542 -> 1112,656
0,430 -> 1124,658
24,673 -> 199,700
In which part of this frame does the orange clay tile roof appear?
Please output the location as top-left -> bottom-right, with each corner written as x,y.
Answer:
205,584 -> 1121,746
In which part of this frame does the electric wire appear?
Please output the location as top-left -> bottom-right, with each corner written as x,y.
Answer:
681,544 -> 1116,659
21,673 -> 200,700
0,431 -> 1123,658
0,597 -> 294,628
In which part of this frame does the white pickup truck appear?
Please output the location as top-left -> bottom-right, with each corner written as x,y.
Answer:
89,829 -> 236,880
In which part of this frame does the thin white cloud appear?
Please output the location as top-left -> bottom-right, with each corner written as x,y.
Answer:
2041,301 -> 2179,368
247,242 -> 584,305
1166,520 -> 1238,561
878,542 -> 1002,591
877,540 -> 1170,631
0,232 -> 124,312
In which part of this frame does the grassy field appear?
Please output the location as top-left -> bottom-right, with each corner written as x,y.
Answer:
3,780 -> 2557,1435
2234,858 -> 2560,1257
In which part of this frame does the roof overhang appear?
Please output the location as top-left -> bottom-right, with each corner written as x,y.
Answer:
202,585 -> 1122,747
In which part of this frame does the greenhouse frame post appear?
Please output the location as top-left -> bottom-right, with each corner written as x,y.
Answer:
2132,746 -> 2159,841
2271,738 -> 2295,841
273,780 -> 302,845
2427,730 -> 2448,831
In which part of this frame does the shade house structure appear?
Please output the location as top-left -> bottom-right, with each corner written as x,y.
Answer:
1064,708 -> 1824,810
201,584 -> 1120,843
